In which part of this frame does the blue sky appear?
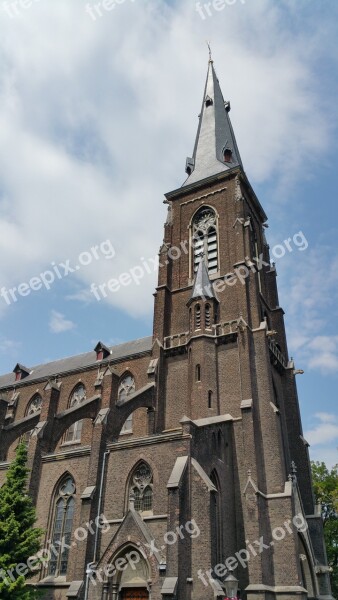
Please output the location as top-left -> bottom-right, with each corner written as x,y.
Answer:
0,0 -> 337,467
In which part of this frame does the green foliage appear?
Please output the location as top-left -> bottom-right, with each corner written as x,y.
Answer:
0,442 -> 43,599
311,461 -> 338,597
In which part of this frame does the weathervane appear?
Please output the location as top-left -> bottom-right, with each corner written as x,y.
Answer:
206,40 -> 213,63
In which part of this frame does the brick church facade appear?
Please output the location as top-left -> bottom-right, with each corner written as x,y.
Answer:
0,59 -> 334,600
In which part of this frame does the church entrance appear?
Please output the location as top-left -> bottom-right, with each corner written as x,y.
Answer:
121,589 -> 149,600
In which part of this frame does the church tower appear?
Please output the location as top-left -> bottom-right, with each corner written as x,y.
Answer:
151,57 -> 334,599
0,57 -> 334,600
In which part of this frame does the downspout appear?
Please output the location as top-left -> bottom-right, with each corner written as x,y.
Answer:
93,448 -> 110,562
84,448 -> 110,600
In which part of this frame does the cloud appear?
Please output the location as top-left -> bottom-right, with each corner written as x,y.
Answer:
315,412 -> 338,424
280,246 -> 338,374
49,310 -> 75,334
309,447 -> 338,469
0,337 -> 21,356
305,413 -> 338,448
0,1 -> 337,318
305,413 -> 338,468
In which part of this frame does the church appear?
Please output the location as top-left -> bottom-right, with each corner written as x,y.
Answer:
0,57 -> 334,600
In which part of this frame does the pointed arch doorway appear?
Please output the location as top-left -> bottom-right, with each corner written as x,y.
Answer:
103,546 -> 150,600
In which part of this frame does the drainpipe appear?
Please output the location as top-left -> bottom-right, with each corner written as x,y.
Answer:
84,448 -> 110,599
84,562 -> 96,600
93,449 -> 110,562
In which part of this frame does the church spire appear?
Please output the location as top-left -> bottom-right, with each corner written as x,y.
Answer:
188,257 -> 217,304
184,59 -> 242,186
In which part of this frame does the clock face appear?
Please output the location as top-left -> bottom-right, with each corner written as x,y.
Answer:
194,209 -> 216,233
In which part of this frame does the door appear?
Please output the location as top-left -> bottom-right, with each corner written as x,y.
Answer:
121,589 -> 148,600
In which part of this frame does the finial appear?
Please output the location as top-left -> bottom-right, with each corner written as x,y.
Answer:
206,41 -> 213,63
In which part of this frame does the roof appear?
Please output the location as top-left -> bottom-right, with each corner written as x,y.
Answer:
0,336 -> 153,390
183,60 -> 242,186
188,258 -> 218,303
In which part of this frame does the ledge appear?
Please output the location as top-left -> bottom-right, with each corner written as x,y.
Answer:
42,446 -> 91,462
108,431 -> 190,451
246,584 -> 307,593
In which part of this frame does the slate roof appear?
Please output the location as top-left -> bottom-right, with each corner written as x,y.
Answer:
189,258 -> 218,303
0,336 -> 153,390
183,60 -> 242,186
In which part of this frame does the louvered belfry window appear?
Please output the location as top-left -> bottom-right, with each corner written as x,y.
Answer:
192,208 -> 218,275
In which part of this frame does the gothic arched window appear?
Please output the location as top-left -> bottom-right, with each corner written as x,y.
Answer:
118,374 -> 135,433
48,476 -> 76,576
129,462 -> 153,513
63,384 -> 86,444
22,393 -> 42,444
192,207 -> 218,275
26,394 -> 42,416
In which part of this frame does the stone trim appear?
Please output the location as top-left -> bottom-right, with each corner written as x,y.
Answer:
42,446 -> 91,462
246,584 -> 307,592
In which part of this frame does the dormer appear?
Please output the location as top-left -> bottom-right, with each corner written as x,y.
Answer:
94,341 -> 110,362
13,363 -> 31,382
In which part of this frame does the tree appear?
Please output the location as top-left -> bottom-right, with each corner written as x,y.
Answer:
311,461 -> 338,597
0,442 -> 43,599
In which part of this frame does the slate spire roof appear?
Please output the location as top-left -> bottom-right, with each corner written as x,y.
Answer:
184,59 -> 242,186
189,257 -> 217,303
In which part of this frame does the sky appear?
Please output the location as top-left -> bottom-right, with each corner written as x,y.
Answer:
0,0 -> 337,467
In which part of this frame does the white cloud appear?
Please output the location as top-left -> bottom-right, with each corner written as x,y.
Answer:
0,337 -> 21,355
306,423 -> 338,447
309,447 -> 338,469
0,1 -> 336,318
280,246 -> 338,374
315,412 -> 338,424
49,310 -> 75,334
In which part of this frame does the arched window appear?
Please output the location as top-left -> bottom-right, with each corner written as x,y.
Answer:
205,303 -> 211,329
192,207 -> 218,275
208,390 -> 213,409
26,394 -> 42,416
48,476 -> 76,576
195,304 -> 201,330
196,364 -> 201,382
63,384 -> 86,444
22,393 -> 42,444
118,374 -> 136,433
129,462 -> 153,513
